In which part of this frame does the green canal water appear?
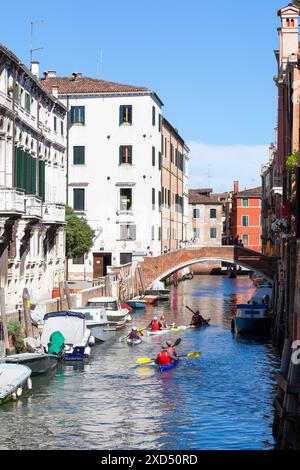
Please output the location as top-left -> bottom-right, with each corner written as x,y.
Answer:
0,275 -> 280,450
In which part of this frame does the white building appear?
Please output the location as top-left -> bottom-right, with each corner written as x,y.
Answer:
0,44 -> 66,309
42,73 -> 163,280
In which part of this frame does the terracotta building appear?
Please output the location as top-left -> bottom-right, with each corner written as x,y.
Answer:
228,182 -> 262,252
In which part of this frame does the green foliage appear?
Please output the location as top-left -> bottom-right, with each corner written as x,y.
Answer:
7,319 -> 26,353
286,150 -> 298,171
66,206 -> 95,259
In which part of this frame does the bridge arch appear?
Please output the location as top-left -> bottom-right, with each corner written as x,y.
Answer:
139,246 -> 278,288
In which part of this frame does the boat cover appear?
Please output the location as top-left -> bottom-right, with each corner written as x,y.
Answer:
41,314 -> 86,345
48,331 -> 65,355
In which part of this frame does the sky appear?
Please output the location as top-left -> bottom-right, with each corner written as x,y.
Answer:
1,0 -> 287,192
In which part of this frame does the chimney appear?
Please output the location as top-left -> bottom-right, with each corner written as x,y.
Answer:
52,86 -> 58,98
43,70 -> 57,79
234,181 -> 239,194
31,61 -> 39,77
71,72 -> 82,80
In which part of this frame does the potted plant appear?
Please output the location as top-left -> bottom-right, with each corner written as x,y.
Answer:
7,319 -> 26,353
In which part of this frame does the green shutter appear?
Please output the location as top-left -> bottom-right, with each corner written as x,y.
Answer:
26,151 -> 31,194
31,158 -> 36,194
39,160 -> 45,201
15,147 -> 22,188
119,105 -> 123,125
21,150 -> 26,192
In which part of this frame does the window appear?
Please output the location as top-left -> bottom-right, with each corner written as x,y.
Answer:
120,188 -> 132,211
152,146 -> 155,166
210,208 -> 217,219
152,106 -> 156,126
158,151 -> 162,170
25,93 -> 31,113
152,188 -> 155,209
158,114 -> 162,132
193,208 -> 200,219
210,228 -> 217,239
61,121 -> 64,136
242,198 -> 249,207
242,234 -> 249,246
152,226 -> 155,241
120,224 -> 136,240
73,255 -> 84,265
119,145 -> 132,164
70,106 -> 85,124
73,146 -> 85,165
54,116 -> 57,132
73,188 -> 85,211
193,228 -> 200,238
119,105 -> 132,125
170,143 -> 173,163
242,215 -> 249,227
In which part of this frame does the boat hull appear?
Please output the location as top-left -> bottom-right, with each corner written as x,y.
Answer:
126,301 -> 146,309
0,364 -> 31,404
235,317 -> 272,334
5,353 -> 58,375
87,324 -> 116,342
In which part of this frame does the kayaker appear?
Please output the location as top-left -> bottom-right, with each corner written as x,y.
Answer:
128,327 -> 143,340
166,340 -> 177,358
148,316 -> 162,331
160,315 -> 168,328
190,310 -> 205,327
155,346 -> 177,366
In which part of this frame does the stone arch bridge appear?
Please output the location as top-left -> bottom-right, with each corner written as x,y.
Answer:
140,246 -> 279,289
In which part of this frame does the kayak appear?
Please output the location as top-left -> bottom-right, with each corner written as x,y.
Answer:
145,328 -> 171,336
157,360 -> 178,372
127,337 -> 142,345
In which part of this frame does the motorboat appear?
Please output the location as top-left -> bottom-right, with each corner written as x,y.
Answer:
40,311 -> 94,361
87,297 -> 129,329
5,352 -> 58,375
233,286 -> 273,334
70,307 -> 116,342
126,299 -> 146,309
0,363 -> 32,404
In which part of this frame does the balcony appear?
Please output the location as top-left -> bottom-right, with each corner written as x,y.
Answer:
43,203 -> 66,224
24,195 -> 42,219
0,187 -> 25,215
271,175 -> 283,196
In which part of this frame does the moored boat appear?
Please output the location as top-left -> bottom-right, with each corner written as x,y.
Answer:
70,307 -> 116,342
234,304 -> 272,334
40,311 -> 94,361
0,363 -> 32,404
126,300 -> 146,309
87,297 -> 129,329
5,352 -> 58,375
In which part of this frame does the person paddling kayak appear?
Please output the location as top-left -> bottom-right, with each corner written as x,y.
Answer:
160,315 -> 169,328
155,346 -> 177,366
166,340 -> 177,358
148,316 -> 162,331
128,327 -> 143,340
190,310 -> 206,327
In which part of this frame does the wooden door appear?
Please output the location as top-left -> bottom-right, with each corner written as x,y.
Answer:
93,254 -> 104,278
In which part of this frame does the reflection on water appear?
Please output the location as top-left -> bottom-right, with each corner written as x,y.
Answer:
0,276 -> 280,450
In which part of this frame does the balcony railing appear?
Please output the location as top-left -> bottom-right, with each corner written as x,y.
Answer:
43,203 -> 66,224
24,195 -> 42,219
0,187 -> 25,214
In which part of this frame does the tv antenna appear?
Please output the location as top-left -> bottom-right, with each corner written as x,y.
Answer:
30,20 -> 44,64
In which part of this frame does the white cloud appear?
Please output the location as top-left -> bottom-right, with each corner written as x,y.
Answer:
187,141 -> 269,193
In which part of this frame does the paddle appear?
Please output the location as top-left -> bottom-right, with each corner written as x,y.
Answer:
185,305 -> 210,325
136,351 -> 201,365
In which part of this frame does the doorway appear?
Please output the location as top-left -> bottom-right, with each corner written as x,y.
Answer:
93,252 -> 112,278
120,252 -> 132,265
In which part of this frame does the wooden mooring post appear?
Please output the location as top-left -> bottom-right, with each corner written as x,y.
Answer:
22,287 -> 33,338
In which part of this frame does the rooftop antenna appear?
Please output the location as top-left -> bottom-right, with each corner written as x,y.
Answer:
30,20 -> 44,64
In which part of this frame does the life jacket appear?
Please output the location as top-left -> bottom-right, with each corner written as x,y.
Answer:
156,351 -> 171,365
151,320 -> 160,331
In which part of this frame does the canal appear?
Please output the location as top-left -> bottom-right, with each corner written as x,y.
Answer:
0,275 -> 280,450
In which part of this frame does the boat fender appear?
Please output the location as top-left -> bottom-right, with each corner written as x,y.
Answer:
27,378 -> 32,390
16,387 -> 23,397
127,314 -> 132,322
89,336 -> 95,347
84,346 -> 91,357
